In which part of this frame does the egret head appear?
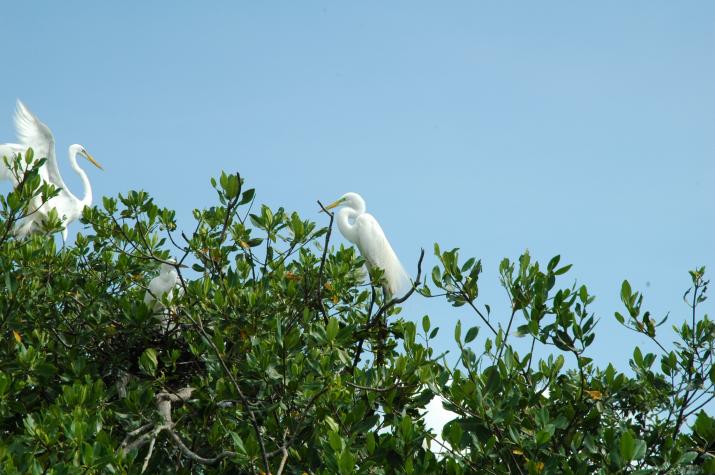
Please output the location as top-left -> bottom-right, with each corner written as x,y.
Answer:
160,260 -> 187,274
160,263 -> 176,275
70,144 -> 103,170
324,192 -> 365,213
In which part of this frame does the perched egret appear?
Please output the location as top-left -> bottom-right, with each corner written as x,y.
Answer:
324,192 -> 409,298
144,262 -> 185,332
6,101 -> 103,240
144,262 -> 184,312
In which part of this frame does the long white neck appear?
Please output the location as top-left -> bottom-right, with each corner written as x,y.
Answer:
335,195 -> 366,244
336,207 -> 361,243
68,146 -> 92,207
165,268 -> 179,284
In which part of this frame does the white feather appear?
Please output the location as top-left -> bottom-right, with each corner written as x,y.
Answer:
328,192 -> 410,298
144,263 -> 184,332
1,101 -> 102,240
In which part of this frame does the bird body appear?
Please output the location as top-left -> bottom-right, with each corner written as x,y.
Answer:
144,263 -> 184,333
2,101 -> 102,240
144,263 -> 183,312
325,192 -> 409,298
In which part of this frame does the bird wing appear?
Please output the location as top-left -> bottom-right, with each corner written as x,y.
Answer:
0,143 -> 29,184
144,275 -> 164,305
355,213 -> 409,297
14,101 -> 57,183
145,271 -> 182,306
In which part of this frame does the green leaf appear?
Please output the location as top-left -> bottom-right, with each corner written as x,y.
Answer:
547,255 -> 561,271
535,428 -> 552,445
677,451 -> 698,465
338,449 -> 355,475
447,421 -> 463,447
266,366 -> 281,380
615,311 -> 625,324
422,315 -> 430,333
693,411 -> 715,443
454,320 -> 462,344
461,257 -> 476,272
328,430 -> 342,452
139,348 -> 158,376
583,434 -> 597,453
324,416 -> 340,433
464,326 -> 479,344
554,264 -> 572,275
230,432 -> 246,454
633,347 -> 643,367
276,317 -> 283,343
326,318 -> 339,342
620,430 -> 635,461
483,365 -> 500,394
353,415 -> 379,434
620,280 -> 632,303
400,416 -> 412,438
431,266 -> 441,286
632,439 -> 646,460
239,188 -> 255,205
366,432 -> 375,454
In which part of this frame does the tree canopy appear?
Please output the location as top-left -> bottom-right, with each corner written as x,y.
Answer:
0,153 -> 712,474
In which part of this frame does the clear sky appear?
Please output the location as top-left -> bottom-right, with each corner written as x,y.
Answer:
1,2 -> 713,371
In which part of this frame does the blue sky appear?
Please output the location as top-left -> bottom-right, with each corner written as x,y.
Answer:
1,2 -> 713,370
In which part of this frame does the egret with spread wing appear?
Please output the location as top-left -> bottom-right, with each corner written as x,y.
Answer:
324,192 -> 409,298
4,101 -> 103,240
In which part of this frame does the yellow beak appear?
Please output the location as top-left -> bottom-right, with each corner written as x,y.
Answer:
324,198 -> 344,211
82,150 -> 104,170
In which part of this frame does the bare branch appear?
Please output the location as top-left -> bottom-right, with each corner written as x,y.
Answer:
370,248 -> 425,324
121,387 -> 238,468
351,249 -> 425,369
315,200 -> 334,323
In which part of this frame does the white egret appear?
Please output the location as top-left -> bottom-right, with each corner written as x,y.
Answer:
144,262 -> 185,332
6,101 -> 103,240
0,143 -> 36,185
324,192 -> 409,298
144,263 -> 184,312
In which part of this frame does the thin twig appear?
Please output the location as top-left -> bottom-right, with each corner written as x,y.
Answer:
344,381 -> 413,393
368,249 -> 425,326
316,200 -> 334,323
350,250 -> 425,369
181,310 -> 272,472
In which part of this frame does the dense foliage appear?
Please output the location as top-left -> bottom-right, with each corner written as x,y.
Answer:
0,153 -> 712,474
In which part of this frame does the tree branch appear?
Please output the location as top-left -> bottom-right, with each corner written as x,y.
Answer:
316,200 -> 334,323
121,387 -> 239,469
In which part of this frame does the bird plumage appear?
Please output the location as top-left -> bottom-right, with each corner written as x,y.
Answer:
1,101 -> 102,240
144,263 -> 184,333
144,263 -> 183,312
326,192 -> 409,298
